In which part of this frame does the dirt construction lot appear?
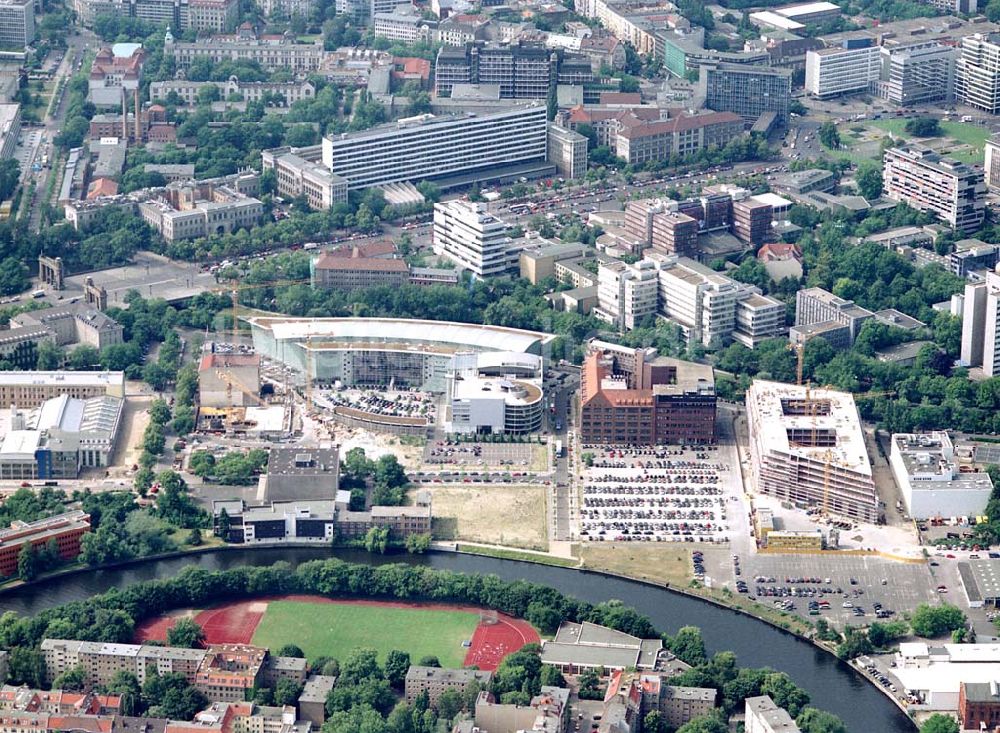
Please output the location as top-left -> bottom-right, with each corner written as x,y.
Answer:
421,484 -> 547,551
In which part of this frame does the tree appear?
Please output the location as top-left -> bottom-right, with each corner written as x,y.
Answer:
35,341 -> 62,370
16,543 -> 37,582
216,508 -> 232,540
676,713 -> 728,733
274,679 -> 303,706
149,399 -> 172,426
166,618 -> 205,648
186,528 -> 203,546
920,714 -> 959,733
0,257 -> 29,296
53,666 -> 87,690
435,688 -> 463,720
762,672 -> 810,717
417,656 -> 440,668
664,626 -> 707,665
855,160 -> 883,200
384,650 -> 410,688
577,667 -> 603,699
818,121 -> 840,150
106,671 -> 142,715
910,604 -> 966,638
363,526 -> 390,554
796,707 -> 847,733
905,117 -> 941,137
279,644 -> 305,658
404,532 -> 431,554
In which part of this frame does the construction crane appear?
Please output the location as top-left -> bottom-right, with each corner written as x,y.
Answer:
215,369 -> 265,406
209,278 -> 311,344
304,334 -> 314,412
788,342 -> 805,387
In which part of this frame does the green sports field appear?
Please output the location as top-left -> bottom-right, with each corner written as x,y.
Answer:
250,600 -> 479,666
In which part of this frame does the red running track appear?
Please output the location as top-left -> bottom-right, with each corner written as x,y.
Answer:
134,595 -> 540,669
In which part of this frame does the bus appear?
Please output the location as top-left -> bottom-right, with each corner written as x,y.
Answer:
31,289 -> 45,298
554,440 -> 564,457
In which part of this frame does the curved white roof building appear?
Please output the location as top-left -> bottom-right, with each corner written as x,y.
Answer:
248,316 -> 555,392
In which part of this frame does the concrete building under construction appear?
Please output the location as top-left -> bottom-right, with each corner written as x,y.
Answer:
745,380 -> 878,523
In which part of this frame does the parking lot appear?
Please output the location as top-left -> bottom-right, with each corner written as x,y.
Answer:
741,554 -> 939,627
577,443 -> 742,544
422,440 -> 547,471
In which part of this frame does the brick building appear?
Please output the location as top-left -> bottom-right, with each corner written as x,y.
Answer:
0,511 -> 91,577
960,681 -> 1000,731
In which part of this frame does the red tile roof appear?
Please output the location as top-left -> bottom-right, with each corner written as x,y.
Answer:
617,111 -> 742,140
757,243 -> 802,262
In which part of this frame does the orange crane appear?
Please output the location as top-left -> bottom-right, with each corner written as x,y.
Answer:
215,369 -> 265,407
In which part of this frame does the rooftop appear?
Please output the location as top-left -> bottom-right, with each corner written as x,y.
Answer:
0,371 -> 124,388
746,695 -> 801,732
299,675 -> 336,703
873,308 -> 925,331
266,447 -> 339,476
746,380 -> 871,475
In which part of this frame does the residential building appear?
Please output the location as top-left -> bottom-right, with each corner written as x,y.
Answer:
258,0 -> 316,16
404,668 -> 492,707
889,432 -> 994,519
433,200 -> 515,278
373,5 -> 430,43
321,105 -> 548,191
0,686 -> 122,715
957,32 -> 1000,114
546,123 -> 588,179
875,42 -> 956,106
794,287 -> 874,345
310,248 -> 410,291
0,102 -> 19,161
0,394 -> 125,479
579,349 -> 716,446
470,687 -> 569,733
745,380 -> 878,522
986,133 -> 1000,191
659,687 -> 717,730
198,352 -> 261,408
262,446 -> 339,502
745,695 -> 801,733
960,269 -> 1000,372
9,304 -> 123,351
540,622 -> 664,673
0,371 -> 125,409
166,27 -> 326,72
960,681 -> 1000,731
0,512 -> 90,577
698,62 -> 792,127
261,145 -> 348,211
805,43 -> 881,99
613,111 -> 744,166
595,259 -> 659,330
188,0 -> 240,31
519,241 -> 587,284
883,144 -> 986,233
0,0 -> 32,49
297,676 -> 336,727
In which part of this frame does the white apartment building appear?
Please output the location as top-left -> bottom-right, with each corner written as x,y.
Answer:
372,5 -> 429,43
734,293 -> 787,348
433,200 -> 515,278
745,696 -> 801,733
961,268 -> 1000,375
322,106 -> 548,191
595,260 -> 659,331
805,44 -> 880,99
875,42 -> 956,106
883,144 -> 985,234
0,0 -> 33,48
956,33 -> 1000,114
889,432 -> 994,519
985,134 -> 1000,191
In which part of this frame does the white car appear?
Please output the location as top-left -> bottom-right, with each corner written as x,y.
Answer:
842,602 -> 853,608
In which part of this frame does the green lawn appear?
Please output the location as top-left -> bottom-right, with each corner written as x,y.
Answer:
867,118 -> 990,164
251,600 -> 480,666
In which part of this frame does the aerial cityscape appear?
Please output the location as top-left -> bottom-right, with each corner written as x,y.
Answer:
6,0 -> 1000,729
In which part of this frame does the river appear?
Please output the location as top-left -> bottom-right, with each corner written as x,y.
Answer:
0,548 -> 913,732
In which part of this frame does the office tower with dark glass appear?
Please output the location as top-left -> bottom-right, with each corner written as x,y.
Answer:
698,62 -> 792,126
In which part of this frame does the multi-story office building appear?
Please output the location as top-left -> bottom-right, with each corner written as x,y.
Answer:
698,62 -> 792,127
883,144 -> 986,234
734,293 -> 787,348
613,111 -> 744,166
0,371 -> 125,408
957,33 -> 1000,114
434,41 -> 589,98
433,200 -> 515,278
404,668 -> 493,707
794,287 -> 874,345
373,5 -> 429,43
188,0 -> 239,31
579,349 -> 716,446
0,103 -> 19,161
745,696 -> 801,733
0,512 -> 90,577
322,105 -> 548,191
650,209 -> 698,258
805,43 -> 880,99
732,195 -> 772,247
151,78 -> 315,107
951,239 -> 998,278
261,145 -> 348,211
875,42 -> 956,106
547,123 -> 588,179
595,259 -> 659,331
519,241 -> 588,283
138,176 -> 263,242
656,257 -> 758,347
258,0 -> 316,16
0,0 -> 33,49
745,380 -> 878,523
961,269 -> 1000,375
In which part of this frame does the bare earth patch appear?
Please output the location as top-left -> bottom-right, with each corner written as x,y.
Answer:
421,484 -> 547,551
